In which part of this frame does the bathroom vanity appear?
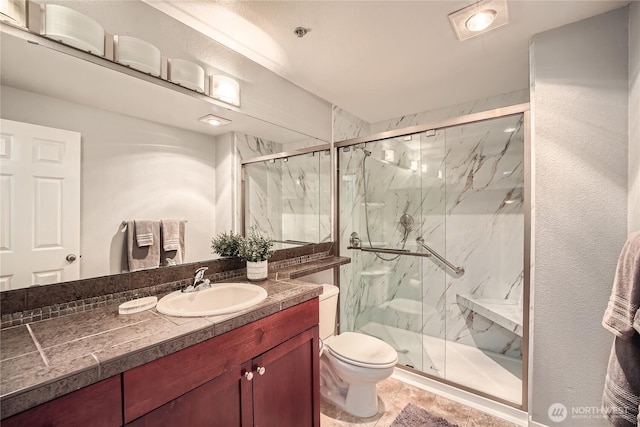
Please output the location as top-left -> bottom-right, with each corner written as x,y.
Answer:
0,281 -> 324,426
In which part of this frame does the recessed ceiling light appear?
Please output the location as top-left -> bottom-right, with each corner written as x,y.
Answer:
466,10 -> 496,32
199,114 -> 231,126
448,0 -> 508,41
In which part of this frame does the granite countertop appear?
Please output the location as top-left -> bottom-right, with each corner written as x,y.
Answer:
0,278 -> 324,419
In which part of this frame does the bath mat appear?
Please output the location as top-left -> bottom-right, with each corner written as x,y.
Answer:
390,403 -> 460,427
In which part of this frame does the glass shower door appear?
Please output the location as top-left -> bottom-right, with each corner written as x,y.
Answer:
337,108 -> 527,407
440,114 -> 525,404
338,133 -> 447,374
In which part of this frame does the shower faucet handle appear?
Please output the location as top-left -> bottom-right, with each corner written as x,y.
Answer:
349,232 -> 361,248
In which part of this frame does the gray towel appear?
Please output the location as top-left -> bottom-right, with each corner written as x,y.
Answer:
135,220 -> 156,247
603,232 -> 640,340
125,220 -> 161,272
161,219 -> 185,266
603,335 -> 640,427
602,232 -> 640,427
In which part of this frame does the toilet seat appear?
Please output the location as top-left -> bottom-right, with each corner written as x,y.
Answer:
325,332 -> 398,369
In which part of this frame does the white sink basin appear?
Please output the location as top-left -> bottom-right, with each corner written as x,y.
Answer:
156,283 -> 268,317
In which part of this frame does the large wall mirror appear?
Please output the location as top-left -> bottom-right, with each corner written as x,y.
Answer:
243,149 -> 332,249
0,3 -> 331,291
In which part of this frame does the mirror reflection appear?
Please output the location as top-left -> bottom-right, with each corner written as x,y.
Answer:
243,150 -> 332,249
0,27 -> 329,291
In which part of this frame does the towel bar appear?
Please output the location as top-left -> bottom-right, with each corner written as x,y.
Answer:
121,220 -> 187,232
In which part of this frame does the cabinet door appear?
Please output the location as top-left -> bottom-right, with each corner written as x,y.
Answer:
252,326 -> 319,427
127,362 -> 254,427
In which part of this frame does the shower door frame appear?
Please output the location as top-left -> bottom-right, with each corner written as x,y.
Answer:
334,103 -> 531,411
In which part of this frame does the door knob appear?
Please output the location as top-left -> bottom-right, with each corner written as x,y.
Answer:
66,254 -> 77,262
256,366 -> 266,376
244,371 -> 254,381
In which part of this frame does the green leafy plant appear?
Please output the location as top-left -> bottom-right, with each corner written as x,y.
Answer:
238,228 -> 274,262
211,230 -> 243,257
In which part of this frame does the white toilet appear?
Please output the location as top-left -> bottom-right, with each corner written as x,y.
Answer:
319,284 -> 398,418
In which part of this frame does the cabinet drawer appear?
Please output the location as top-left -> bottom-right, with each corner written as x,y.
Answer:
123,298 -> 319,423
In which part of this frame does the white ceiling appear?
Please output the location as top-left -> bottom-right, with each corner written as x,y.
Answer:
148,0 -> 629,123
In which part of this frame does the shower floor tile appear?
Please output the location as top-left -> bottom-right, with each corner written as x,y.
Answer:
320,377 -> 522,427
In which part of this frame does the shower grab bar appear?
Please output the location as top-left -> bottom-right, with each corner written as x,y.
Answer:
416,237 -> 465,278
347,246 -> 433,258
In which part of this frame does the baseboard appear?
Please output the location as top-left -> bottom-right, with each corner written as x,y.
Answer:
392,368 -> 529,426
528,420 -> 549,427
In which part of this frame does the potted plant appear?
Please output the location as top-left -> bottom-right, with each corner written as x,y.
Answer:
211,230 -> 242,258
238,228 -> 274,281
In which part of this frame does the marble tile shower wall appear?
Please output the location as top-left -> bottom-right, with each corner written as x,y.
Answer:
246,161 -> 284,238
238,132 -> 330,242
334,94 -> 526,358
370,89 -> 529,133
332,105 -> 372,141
441,117 -> 524,357
237,132 -> 283,238
281,154 -> 332,243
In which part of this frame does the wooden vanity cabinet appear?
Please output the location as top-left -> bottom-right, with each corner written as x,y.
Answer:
1,375 -> 122,427
124,298 -> 320,427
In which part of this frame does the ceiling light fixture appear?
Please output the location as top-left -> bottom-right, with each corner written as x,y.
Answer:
43,4 -> 105,55
169,58 -> 206,93
209,75 -> 240,107
199,114 -> 231,127
465,10 -> 496,32
448,0 -> 508,41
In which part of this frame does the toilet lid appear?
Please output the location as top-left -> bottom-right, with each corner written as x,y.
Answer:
325,332 -> 398,367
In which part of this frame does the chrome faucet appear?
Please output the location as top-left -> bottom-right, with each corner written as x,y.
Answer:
182,267 -> 211,293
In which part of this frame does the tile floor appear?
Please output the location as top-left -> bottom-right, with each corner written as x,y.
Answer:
320,377 -> 520,427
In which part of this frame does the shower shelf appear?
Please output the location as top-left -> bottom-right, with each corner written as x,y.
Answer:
456,294 -> 523,337
360,202 -> 385,209
361,269 -> 391,276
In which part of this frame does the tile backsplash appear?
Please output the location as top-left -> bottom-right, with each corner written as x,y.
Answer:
1,242 -> 333,329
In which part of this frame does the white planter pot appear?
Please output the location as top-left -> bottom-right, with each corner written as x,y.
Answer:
246,260 -> 268,281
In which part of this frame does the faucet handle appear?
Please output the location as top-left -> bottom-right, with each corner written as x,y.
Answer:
194,267 -> 208,280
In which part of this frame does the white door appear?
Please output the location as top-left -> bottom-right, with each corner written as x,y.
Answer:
0,119 -> 81,290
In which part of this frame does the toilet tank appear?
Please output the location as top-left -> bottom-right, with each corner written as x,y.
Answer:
319,284 -> 339,340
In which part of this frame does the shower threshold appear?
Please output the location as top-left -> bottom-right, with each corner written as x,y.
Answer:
358,322 -> 522,405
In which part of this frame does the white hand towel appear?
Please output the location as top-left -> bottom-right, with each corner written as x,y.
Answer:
135,220 -> 156,247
